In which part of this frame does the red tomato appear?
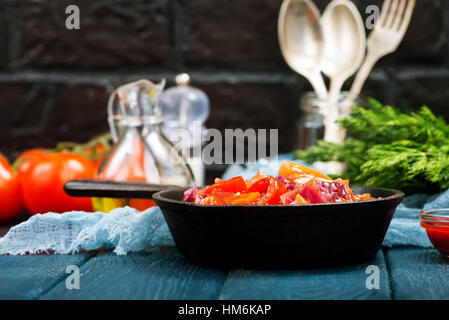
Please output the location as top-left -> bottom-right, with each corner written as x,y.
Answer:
128,199 -> 156,211
0,154 -> 24,222
84,144 -> 107,171
84,144 -> 106,158
15,148 -> 51,177
20,152 -> 96,214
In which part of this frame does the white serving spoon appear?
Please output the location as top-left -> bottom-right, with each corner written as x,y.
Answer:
321,0 -> 366,143
278,0 -> 328,100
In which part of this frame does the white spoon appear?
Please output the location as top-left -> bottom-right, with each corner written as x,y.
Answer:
321,0 -> 366,143
278,0 -> 328,100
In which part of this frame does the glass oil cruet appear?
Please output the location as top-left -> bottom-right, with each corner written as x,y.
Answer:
94,79 -> 194,212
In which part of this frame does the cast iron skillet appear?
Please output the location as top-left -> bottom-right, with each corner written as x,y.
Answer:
65,180 -> 404,268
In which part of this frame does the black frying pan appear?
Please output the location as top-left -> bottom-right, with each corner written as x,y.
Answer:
64,179 -> 404,268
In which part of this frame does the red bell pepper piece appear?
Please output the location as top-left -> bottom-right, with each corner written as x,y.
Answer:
293,194 -> 309,204
278,161 -> 331,181
245,171 -> 268,189
256,177 -> 288,205
223,192 -> 262,205
280,186 -> 304,204
202,176 -> 247,196
201,195 -> 226,205
247,176 -> 272,193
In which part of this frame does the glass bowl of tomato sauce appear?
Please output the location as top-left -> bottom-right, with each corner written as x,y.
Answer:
420,209 -> 449,257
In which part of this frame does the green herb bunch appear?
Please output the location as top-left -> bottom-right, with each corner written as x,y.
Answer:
295,98 -> 449,193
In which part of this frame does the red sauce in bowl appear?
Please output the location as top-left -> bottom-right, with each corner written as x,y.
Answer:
420,209 -> 449,257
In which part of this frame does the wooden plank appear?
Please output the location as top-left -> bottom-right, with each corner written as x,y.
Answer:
218,251 -> 391,300
0,253 -> 90,299
385,247 -> 449,300
41,248 -> 228,300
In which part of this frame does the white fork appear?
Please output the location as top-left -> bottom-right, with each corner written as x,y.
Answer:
345,0 -> 416,103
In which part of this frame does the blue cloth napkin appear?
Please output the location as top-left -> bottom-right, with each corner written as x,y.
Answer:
0,207 -> 174,255
0,154 -> 441,255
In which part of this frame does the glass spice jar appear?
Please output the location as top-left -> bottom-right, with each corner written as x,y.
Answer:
297,91 -> 359,150
297,92 -> 325,150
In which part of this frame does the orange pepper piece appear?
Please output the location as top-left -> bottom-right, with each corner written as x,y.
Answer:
278,161 -> 331,181
223,192 -> 262,205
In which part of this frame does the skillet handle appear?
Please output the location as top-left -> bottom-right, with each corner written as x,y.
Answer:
64,179 -> 181,199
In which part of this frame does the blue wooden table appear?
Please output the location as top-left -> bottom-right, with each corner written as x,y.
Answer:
1,244 -> 448,300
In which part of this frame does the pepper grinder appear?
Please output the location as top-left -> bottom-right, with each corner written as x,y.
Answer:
160,73 -> 210,186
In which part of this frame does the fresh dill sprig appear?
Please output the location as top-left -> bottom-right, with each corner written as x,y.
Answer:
295,99 -> 449,193
340,99 -> 449,146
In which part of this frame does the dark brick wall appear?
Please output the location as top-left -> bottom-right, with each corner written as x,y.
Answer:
0,0 -> 448,161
